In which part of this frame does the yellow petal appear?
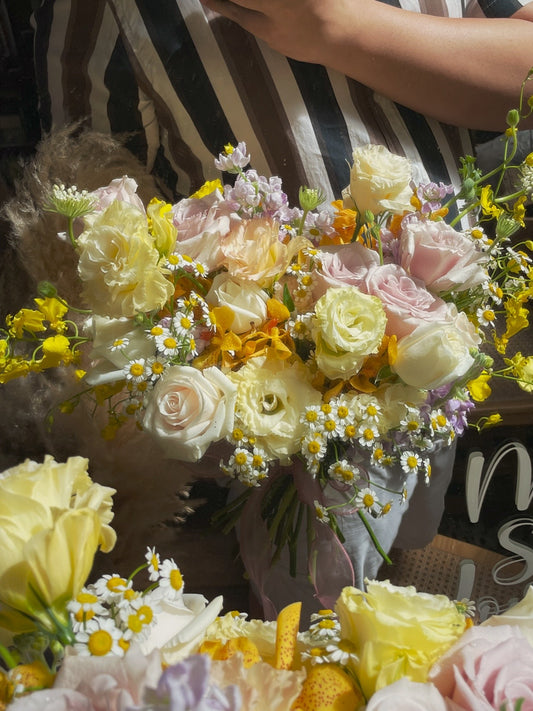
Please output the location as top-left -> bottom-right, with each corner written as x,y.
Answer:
274,601 -> 301,670
267,298 -> 290,323
291,664 -> 362,711
214,637 -> 262,668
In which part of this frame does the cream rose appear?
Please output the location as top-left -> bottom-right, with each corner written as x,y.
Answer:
142,365 -> 237,462
399,218 -> 488,293
312,286 -> 387,381
392,314 -> 478,389
205,273 -> 269,334
343,144 -> 414,216
227,357 -> 322,462
0,456 -> 115,638
336,580 -> 466,700
220,217 -> 311,288
77,200 -> 173,318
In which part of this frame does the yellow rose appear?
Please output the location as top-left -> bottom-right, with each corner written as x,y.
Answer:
343,144 -> 414,216
77,200 -> 173,318
227,356 -> 322,462
312,286 -> 387,381
147,198 -> 177,255
0,456 -> 116,639
336,581 -> 466,700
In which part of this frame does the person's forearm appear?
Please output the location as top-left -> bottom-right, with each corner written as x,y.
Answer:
202,0 -> 533,132
314,3 -> 533,131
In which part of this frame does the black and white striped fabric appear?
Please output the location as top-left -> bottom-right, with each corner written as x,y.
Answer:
32,0 -> 529,204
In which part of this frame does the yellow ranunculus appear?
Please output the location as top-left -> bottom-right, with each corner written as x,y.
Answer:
0,456 -> 116,639
335,580 -> 466,700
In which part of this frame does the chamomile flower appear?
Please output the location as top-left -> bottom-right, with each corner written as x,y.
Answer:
301,647 -> 330,665
400,450 -> 423,475
323,639 -> 359,666
67,588 -> 107,629
362,401 -> 382,422
328,459 -> 359,484
110,336 -> 130,352
454,598 -> 476,617
476,306 -> 497,328
357,422 -> 379,448
145,357 -> 167,381
145,546 -> 161,581
400,409 -> 424,435
118,596 -> 160,642
430,409 -> 451,434
92,574 -> 132,603
74,617 -> 124,657
301,405 -> 323,428
156,333 -> 181,357
313,500 -> 330,525
355,487 -> 380,514
123,359 -> 147,384
308,616 -> 341,640
301,431 -> 327,463
158,559 -> 185,601
173,311 -> 195,336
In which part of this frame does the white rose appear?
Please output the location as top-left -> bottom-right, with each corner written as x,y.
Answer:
312,286 -> 387,381
142,365 -> 237,462
392,317 -> 477,389
206,273 -> 269,334
227,357 -> 322,462
343,144 -> 414,216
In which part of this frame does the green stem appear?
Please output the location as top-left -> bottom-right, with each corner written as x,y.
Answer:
67,217 -> 77,249
357,511 -> 392,565
0,642 -> 18,669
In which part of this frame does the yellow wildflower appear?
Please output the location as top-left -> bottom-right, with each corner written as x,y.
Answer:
34,296 -> 68,332
190,178 -> 223,199
467,371 -> 492,402
480,185 -> 503,220
505,352 -> 533,392
6,308 -> 46,338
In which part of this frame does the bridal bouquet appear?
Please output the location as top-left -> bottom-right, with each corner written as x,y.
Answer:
1,457 -> 532,711
1,101 -> 532,590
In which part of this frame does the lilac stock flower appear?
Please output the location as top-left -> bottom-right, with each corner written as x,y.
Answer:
142,654 -> 242,711
214,142 -> 250,172
444,397 -> 475,435
414,181 -> 454,214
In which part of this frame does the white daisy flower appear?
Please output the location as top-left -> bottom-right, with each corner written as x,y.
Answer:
123,358 -> 147,384
313,500 -> 330,525
74,617 -> 124,657
92,574 -> 132,603
301,432 -> 327,462
323,639 -> 359,665
157,559 -> 185,601
173,311 -> 194,336
308,617 -> 341,640
357,422 -> 379,448
300,646 -> 330,665
476,306 -> 497,328
156,333 -> 181,357
355,487 -> 380,513
67,588 -> 107,629
400,450 -> 423,475
110,336 -> 130,352
145,546 -> 161,582
328,459 -> 359,484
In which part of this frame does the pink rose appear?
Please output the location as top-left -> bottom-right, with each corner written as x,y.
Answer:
399,219 -> 488,293
366,678 -> 449,711
91,176 -> 145,213
362,263 -> 452,338
170,191 -> 229,271
313,242 -> 379,299
429,625 -> 533,710
9,645 -> 162,711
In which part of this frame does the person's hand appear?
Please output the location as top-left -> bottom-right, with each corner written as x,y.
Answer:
199,0 -> 359,65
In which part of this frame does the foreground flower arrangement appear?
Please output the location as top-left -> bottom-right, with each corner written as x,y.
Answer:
1,97 -> 533,589
1,457 -> 532,710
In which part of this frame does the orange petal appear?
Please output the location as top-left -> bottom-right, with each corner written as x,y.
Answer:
274,601 -> 302,670
291,664 -> 362,711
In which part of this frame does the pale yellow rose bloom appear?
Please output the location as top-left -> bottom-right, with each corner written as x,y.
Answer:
312,286 -> 387,381
0,456 -> 116,637
336,580 -> 466,699
77,200 -> 173,318
343,144 -> 414,216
